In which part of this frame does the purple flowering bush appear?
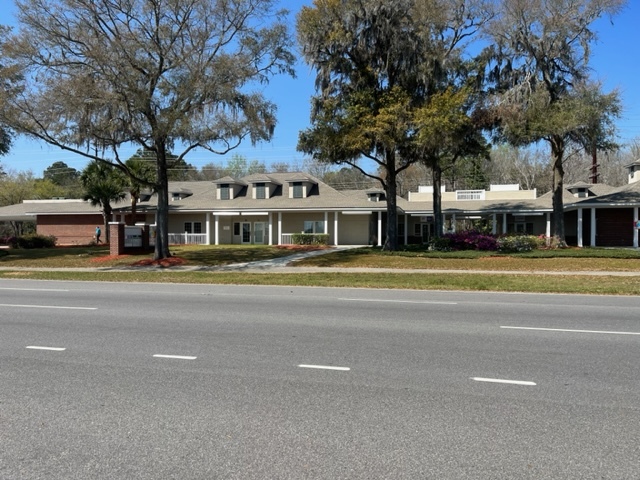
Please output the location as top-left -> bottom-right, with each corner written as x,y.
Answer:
430,230 -> 499,251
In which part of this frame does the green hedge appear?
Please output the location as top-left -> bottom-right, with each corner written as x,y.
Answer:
11,234 -> 57,249
291,233 -> 330,245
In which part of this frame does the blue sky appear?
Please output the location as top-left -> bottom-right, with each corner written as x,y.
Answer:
0,0 -> 638,176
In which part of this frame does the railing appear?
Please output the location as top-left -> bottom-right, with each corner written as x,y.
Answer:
168,233 -> 207,245
280,233 -> 295,245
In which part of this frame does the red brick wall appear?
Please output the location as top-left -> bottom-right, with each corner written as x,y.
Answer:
596,208 -> 634,247
37,214 -> 104,245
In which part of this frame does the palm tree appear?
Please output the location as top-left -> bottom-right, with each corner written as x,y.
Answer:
124,151 -> 156,226
81,161 -> 126,243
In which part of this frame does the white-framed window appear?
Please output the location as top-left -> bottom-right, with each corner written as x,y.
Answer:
303,220 -> 325,234
184,222 -> 202,234
256,183 -> 266,199
292,182 -> 303,198
220,184 -> 230,200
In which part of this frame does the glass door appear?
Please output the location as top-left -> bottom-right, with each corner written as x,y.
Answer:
241,222 -> 251,244
254,222 -> 265,244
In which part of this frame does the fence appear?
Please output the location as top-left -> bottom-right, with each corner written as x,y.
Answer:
168,233 -> 207,245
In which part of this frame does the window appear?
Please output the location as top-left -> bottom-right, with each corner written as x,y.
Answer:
256,183 -> 266,199
233,222 -> 240,235
184,222 -> 202,234
220,184 -> 230,200
304,221 -> 325,234
292,182 -> 303,198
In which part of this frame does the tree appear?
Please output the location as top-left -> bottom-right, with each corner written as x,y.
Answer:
482,0 -> 625,245
42,161 -> 83,197
297,0 -> 492,247
298,1 -> 431,250
80,161 -> 126,243
123,151 -> 157,226
0,0 -> 295,259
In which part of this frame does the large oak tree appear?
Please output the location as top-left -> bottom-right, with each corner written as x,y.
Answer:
482,0 -> 625,244
0,0 -> 295,259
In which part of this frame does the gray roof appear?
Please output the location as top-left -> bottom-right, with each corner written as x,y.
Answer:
0,200 -> 105,221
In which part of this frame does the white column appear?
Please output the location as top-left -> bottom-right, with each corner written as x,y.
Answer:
503,213 -> 508,234
634,207 -> 639,248
205,212 -> 211,245
334,212 -> 339,246
277,212 -> 282,245
577,208 -> 583,247
404,214 -> 408,245
377,211 -> 382,246
492,214 -> 497,235
546,213 -> 551,238
268,213 -> 273,246
590,208 -> 597,247
451,214 -> 457,233
214,215 -> 219,246
324,211 -> 328,240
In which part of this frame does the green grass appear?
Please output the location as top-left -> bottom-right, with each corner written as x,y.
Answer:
0,270 -> 639,295
0,244 -> 309,268
1,244 -> 640,295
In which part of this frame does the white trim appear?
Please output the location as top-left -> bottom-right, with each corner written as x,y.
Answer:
634,207 -> 639,248
341,211 -> 373,215
377,211 -> 382,246
334,211 -> 339,246
268,213 -> 273,246
277,212 -> 282,246
577,208 -> 583,247
241,211 -> 269,216
214,214 -> 219,246
212,211 -> 239,216
206,212 -> 211,246
590,208 -> 597,247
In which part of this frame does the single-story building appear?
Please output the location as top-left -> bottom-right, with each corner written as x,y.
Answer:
1,164 -> 639,248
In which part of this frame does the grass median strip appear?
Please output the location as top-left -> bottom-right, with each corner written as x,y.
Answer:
1,270 -> 640,295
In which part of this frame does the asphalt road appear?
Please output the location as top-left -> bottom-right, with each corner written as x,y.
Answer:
2,279 -> 640,479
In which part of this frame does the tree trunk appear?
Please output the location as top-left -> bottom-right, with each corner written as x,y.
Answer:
382,150 -> 399,251
432,163 -> 444,238
154,142 -> 172,260
550,135 -> 567,246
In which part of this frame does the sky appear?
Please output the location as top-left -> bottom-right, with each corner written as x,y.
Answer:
0,0 -> 639,177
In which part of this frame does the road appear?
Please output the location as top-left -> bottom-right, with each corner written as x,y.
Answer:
1,279 -> 640,479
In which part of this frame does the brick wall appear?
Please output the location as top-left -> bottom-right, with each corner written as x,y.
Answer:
37,214 -> 104,245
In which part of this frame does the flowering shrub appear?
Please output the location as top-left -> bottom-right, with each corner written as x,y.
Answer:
429,230 -> 498,251
428,230 -> 546,252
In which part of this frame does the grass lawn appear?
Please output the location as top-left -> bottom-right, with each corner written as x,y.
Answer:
1,244 -> 640,295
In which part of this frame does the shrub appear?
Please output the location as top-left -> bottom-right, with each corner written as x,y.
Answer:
432,230 -> 499,251
13,234 -> 57,249
0,236 -> 17,246
291,233 -> 329,246
497,235 -> 545,253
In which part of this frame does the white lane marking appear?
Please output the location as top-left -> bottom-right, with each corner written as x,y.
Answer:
339,298 -> 457,305
471,377 -> 536,386
153,354 -> 197,360
501,326 -> 640,336
0,304 -> 96,310
298,364 -> 350,371
0,287 -> 69,292
26,346 -> 66,351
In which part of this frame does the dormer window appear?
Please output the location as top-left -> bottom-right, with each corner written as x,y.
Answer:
256,183 -> 266,199
292,182 -> 303,198
220,184 -> 230,200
